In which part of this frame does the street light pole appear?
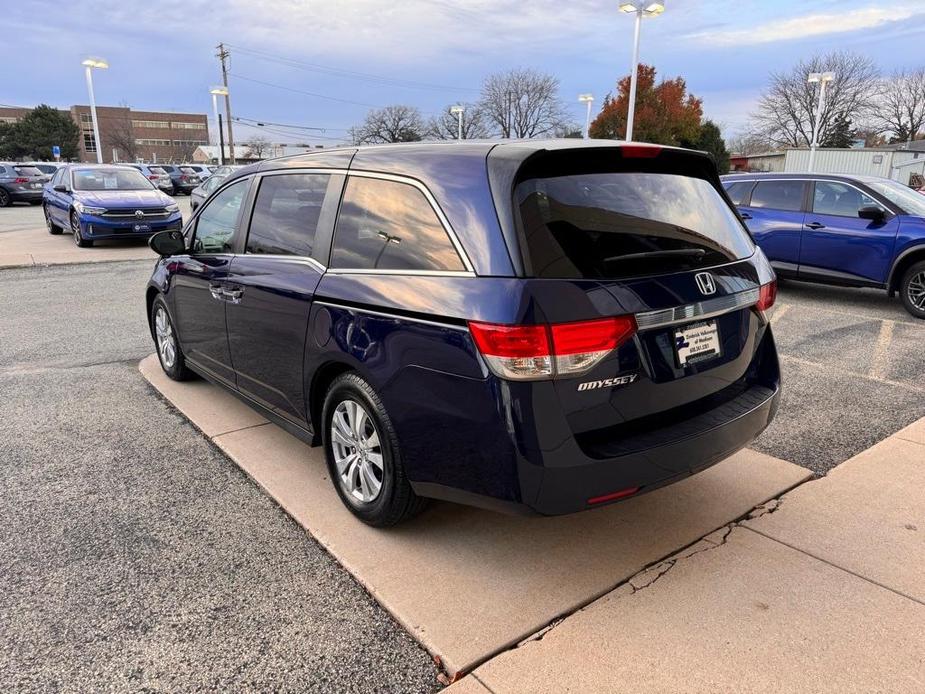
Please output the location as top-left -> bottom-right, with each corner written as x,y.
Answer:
450,105 -> 464,140
807,71 -> 835,173
578,94 -> 595,139
210,86 -> 229,165
618,2 -> 665,142
81,57 -> 108,164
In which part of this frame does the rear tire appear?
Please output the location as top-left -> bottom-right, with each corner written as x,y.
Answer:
151,296 -> 194,381
322,373 -> 427,527
44,205 -> 63,234
71,211 -> 93,247
900,260 -> 925,319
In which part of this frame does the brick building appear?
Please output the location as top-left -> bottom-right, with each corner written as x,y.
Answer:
0,104 -> 209,164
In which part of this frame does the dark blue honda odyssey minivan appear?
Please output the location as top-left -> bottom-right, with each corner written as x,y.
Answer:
146,141 -> 781,526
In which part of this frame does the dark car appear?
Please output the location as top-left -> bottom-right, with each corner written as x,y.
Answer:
145,141 -> 780,526
158,165 -> 202,195
43,164 -> 182,247
722,172 -> 925,318
127,163 -> 174,194
0,163 -> 48,206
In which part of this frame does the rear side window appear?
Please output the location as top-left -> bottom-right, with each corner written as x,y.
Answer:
724,180 -> 755,206
812,181 -> 881,217
331,176 -> 465,272
749,180 -> 804,212
246,173 -> 330,256
515,172 -> 754,280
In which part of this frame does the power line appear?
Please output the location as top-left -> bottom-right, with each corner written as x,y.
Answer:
229,73 -> 383,108
226,44 -> 479,94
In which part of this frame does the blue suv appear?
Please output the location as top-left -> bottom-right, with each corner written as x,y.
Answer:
723,173 -> 925,318
146,142 -> 780,526
43,165 -> 182,248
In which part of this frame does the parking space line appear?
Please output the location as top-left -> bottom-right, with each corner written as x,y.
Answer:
792,303 -> 922,328
868,319 -> 895,381
780,354 -> 925,394
769,303 -> 790,326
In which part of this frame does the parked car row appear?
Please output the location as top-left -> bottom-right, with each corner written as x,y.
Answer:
722,172 -> 925,318
189,165 -> 242,211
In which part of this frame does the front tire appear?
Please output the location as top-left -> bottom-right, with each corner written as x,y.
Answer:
151,296 -> 193,381
900,260 -> 925,319
0,188 -> 10,207
71,211 -> 93,247
322,373 -> 426,527
44,205 -> 62,234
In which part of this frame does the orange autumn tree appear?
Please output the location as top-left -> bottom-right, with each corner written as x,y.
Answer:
590,64 -> 703,145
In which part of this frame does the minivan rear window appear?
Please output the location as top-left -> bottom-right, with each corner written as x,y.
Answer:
514,172 -> 754,280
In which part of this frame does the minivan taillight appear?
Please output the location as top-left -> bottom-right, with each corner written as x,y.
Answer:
756,280 -> 777,312
468,316 -> 637,381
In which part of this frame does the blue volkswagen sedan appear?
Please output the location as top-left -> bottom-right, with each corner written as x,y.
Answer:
145,141 -> 781,526
43,164 -> 182,248
722,172 -> 925,318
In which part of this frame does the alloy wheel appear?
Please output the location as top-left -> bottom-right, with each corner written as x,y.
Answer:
330,399 -> 384,504
44,206 -> 53,231
154,306 -> 177,369
71,213 -> 81,245
0,189 -> 9,207
908,271 -> 925,311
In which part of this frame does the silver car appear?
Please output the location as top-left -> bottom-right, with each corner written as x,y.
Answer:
189,172 -> 227,211
128,164 -> 174,193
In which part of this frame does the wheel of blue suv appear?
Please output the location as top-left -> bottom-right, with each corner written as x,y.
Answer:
322,373 -> 427,526
44,205 -> 62,234
151,296 -> 193,381
900,260 -> 925,319
70,210 -> 93,248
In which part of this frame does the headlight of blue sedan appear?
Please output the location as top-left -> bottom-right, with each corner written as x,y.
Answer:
165,203 -> 180,213
74,202 -> 106,216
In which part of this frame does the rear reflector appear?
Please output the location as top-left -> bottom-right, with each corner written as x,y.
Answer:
620,145 -> 661,158
588,486 -> 640,505
468,316 -> 636,381
756,280 -> 777,312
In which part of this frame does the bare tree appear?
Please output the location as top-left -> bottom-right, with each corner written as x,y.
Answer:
244,135 -> 273,159
350,105 -> 425,144
727,131 -> 774,156
165,140 -> 198,163
107,114 -> 139,163
478,68 -> 571,138
426,103 -> 491,140
750,51 -> 879,148
872,68 -> 925,143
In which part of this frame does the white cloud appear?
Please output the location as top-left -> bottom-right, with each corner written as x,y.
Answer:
689,6 -> 921,45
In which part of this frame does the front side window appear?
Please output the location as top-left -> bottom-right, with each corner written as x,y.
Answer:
246,173 -> 330,256
331,176 -> 465,272
192,178 -> 250,254
749,180 -> 805,212
515,172 -> 754,279
72,168 -> 153,191
812,181 -> 881,217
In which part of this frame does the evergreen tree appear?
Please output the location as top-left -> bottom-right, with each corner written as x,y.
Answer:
0,105 -> 80,161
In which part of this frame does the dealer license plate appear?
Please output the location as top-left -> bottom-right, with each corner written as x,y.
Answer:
674,320 -> 721,367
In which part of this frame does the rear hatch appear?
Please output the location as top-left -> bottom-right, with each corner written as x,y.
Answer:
11,165 -> 48,191
482,144 -> 777,462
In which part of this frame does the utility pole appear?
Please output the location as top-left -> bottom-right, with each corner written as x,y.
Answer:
216,43 -> 236,164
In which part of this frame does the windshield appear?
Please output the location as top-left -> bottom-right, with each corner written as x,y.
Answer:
13,166 -> 43,177
72,169 -> 154,191
515,172 -> 755,279
862,178 -> 925,217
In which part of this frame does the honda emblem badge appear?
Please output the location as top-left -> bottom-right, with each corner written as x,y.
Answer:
695,272 -> 716,295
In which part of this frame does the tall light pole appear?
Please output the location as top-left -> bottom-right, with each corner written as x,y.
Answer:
81,57 -> 108,163
578,94 -> 595,139
210,86 -> 228,165
450,105 -> 465,140
807,71 -> 835,173
618,2 -> 665,142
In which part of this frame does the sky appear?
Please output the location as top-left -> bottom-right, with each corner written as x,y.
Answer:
5,0 -> 925,146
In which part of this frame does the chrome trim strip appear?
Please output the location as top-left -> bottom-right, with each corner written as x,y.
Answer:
324,268 -> 475,278
239,253 -> 326,273
314,300 -> 468,331
635,288 -> 760,330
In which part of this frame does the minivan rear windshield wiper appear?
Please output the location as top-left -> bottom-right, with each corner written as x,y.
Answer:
603,248 -> 707,263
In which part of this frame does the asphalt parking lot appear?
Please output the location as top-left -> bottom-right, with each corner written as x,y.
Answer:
1,204 -> 924,689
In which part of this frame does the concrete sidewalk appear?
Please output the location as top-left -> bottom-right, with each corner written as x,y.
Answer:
139,355 -> 810,679
458,418 -> 925,693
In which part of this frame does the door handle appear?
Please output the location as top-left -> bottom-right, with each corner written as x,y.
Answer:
222,285 -> 244,303
805,221 -> 826,230
739,212 -> 752,220
209,283 -> 224,300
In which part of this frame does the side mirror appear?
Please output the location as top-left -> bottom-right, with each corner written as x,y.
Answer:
858,205 -> 885,222
149,229 -> 186,257
53,184 -> 68,193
